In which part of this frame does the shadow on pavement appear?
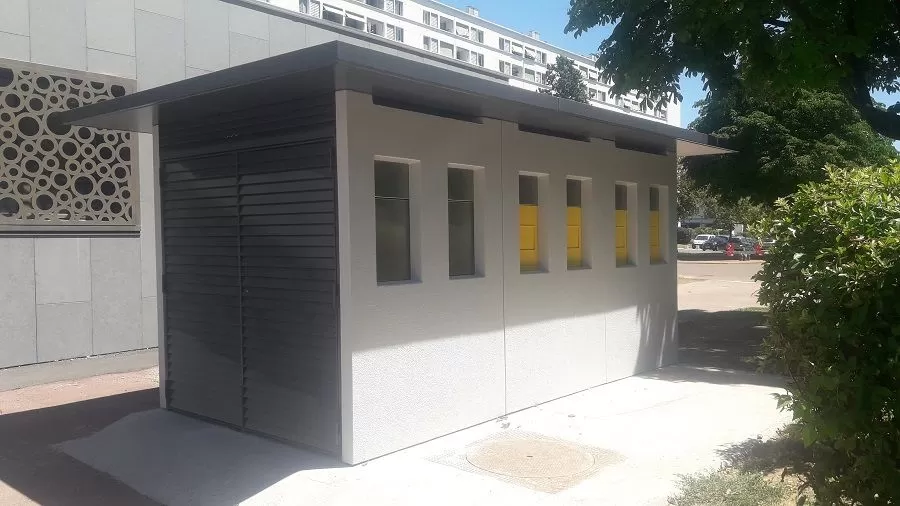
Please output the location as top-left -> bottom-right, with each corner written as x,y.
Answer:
642,308 -> 785,388
0,389 -> 161,506
57,409 -> 346,506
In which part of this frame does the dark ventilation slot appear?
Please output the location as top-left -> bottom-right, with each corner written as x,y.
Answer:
372,95 -> 483,124
518,124 -> 590,143
614,137 -> 669,156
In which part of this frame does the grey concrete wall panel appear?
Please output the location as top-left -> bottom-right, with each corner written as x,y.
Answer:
0,238 -> 36,367
306,24 -> 340,47
135,10 -> 185,90
185,0 -> 230,72
36,302 -> 92,362
186,67 -> 211,78
142,297 -> 158,348
0,32 -> 30,61
29,0 -> 87,70
135,0 -> 184,19
90,237 -> 142,355
86,0 -> 136,56
268,15 -> 307,56
0,0 -> 30,36
228,4 -> 270,40
87,49 -> 137,79
34,238 -> 92,304
229,32 -> 269,67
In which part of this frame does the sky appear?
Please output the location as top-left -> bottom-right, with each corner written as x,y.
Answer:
441,0 -> 897,132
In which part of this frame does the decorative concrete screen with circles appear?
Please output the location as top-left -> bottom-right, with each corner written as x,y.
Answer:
0,59 -> 137,231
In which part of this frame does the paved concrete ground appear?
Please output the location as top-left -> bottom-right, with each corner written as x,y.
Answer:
0,259 -> 784,505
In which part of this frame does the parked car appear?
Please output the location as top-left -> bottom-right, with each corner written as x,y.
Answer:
761,238 -> 775,250
700,236 -> 728,251
691,234 -> 714,249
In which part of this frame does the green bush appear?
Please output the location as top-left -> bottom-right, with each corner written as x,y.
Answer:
677,227 -> 693,244
755,163 -> 900,504
670,471 -> 790,506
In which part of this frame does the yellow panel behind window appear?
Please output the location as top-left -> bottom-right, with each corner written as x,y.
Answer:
649,210 -> 661,262
520,204 -> 539,270
567,206 -> 582,267
615,209 -> 628,265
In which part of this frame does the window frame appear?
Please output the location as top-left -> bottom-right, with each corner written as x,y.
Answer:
374,159 -> 416,284
447,166 -> 480,278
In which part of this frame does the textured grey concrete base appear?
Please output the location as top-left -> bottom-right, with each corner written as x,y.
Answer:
58,366 -> 791,506
0,349 -> 158,392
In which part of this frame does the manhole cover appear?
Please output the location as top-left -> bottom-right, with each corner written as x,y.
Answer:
466,439 -> 595,478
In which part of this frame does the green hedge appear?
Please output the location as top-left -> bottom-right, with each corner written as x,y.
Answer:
755,164 -> 900,504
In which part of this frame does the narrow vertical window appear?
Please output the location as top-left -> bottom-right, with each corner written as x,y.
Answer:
448,168 -> 475,277
567,179 -> 584,268
649,186 -> 662,263
615,183 -> 629,266
375,161 -> 411,283
519,175 -> 540,272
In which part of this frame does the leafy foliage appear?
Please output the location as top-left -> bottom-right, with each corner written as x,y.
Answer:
677,166 -> 770,232
565,0 -> 900,139
670,470 -> 790,506
755,163 -> 900,504
685,87 -> 897,203
540,56 -> 589,103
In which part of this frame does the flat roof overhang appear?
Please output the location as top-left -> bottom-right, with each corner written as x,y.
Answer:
53,41 -> 734,158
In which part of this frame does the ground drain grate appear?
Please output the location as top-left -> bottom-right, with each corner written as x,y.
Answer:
431,431 -> 625,494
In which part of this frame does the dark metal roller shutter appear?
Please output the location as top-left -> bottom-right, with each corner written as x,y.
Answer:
158,93 -> 339,454
238,143 -> 339,452
161,154 -> 243,426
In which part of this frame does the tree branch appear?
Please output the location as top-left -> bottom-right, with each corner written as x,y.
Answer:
764,18 -> 790,29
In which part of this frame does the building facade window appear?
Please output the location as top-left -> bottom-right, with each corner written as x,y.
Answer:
470,28 -> 484,43
511,43 -> 524,56
537,50 -> 547,64
367,19 -> 384,36
344,11 -> 365,30
649,186 -> 662,263
423,36 -> 438,53
0,61 -> 137,230
448,167 -> 476,277
511,64 -> 522,78
439,41 -> 454,58
499,60 -> 511,74
439,16 -> 454,32
499,37 -> 511,52
567,179 -> 585,268
374,161 -> 411,283
322,4 -> 343,24
423,10 -> 438,27
386,24 -> 403,42
615,183 -> 630,266
455,22 -> 469,37
519,174 -> 540,272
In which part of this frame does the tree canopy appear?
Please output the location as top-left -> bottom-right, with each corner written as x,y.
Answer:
683,87 -> 897,203
565,0 -> 900,139
541,56 -> 589,103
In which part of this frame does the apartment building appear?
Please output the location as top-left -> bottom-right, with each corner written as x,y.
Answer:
279,0 -> 680,125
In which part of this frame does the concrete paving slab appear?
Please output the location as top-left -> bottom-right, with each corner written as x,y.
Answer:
57,366 -> 790,506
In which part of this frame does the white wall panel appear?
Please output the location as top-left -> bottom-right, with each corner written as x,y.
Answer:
135,9 -> 185,89
185,0 -> 230,71
86,0 -> 136,55
135,0 -> 184,19
229,32 -> 268,66
29,0 -> 87,69
0,32 -> 30,61
87,49 -> 137,79
0,0 -> 30,36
